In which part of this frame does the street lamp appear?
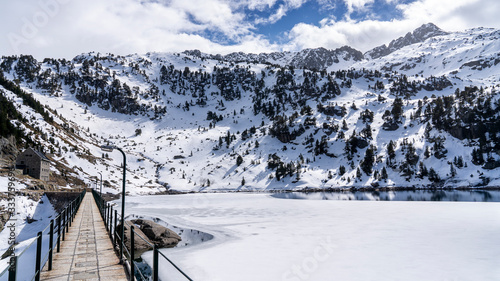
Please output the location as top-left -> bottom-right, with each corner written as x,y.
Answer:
101,144 -> 126,263
97,172 -> 102,198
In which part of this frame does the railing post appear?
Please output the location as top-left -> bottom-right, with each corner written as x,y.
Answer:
66,206 -> 69,233
68,204 -> 72,228
35,231 -> 42,281
8,255 -> 17,281
113,209 -> 118,247
62,210 -> 66,241
101,198 -> 105,217
106,203 -> 109,228
66,206 -> 71,229
101,200 -> 104,221
57,215 -> 61,251
71,201 -> 75,222
108,206 -> 113,240
130,225 -> 135,281
48,219 -> 54,271
107,203 -> 111,231
153,245 -> 159,281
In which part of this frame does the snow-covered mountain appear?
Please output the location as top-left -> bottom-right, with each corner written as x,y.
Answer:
1,23 -> 500,194
365,23 -> 449,59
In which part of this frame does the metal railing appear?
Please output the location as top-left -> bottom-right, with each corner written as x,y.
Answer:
0,190 -> 86,281
91,189 -> 193,281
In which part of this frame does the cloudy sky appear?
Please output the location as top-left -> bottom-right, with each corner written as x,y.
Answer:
1,0 -> 499,59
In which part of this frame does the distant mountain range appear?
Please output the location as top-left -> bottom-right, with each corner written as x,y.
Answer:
184,23 -> 449,70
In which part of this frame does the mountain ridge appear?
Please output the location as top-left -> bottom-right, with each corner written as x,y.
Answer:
182,23 -> 449,71
365,23 -> 449,59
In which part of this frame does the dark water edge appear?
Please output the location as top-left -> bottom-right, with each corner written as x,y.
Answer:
271,189 -> 500,202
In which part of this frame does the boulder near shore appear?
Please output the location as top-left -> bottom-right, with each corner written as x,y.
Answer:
118,218 -> 182,259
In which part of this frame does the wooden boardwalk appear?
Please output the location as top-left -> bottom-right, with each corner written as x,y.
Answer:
41,192 -> 128,280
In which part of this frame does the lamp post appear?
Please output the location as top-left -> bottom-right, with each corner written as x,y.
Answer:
97,172 -> 102,198
101,145 -> 126,263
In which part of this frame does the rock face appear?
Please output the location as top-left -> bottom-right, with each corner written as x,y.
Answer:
0,136 -> 18,167
289,46 -> 364,70
118,219 -> 182,259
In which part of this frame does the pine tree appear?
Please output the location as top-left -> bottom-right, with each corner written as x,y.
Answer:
391,97 -> 404,122
418,162 -> 428,178
361,145 -> 375,175
428,168 -> 440,182
450,163 -> 456,177
381,167 -> 388,180
338,165 -> 346,176
424,146 -> 431,158
387,140 -> 396,165
236,155 -> 244,166
342,120 -> 348,130
472,148 -> 484,165
360,124 -> 372,139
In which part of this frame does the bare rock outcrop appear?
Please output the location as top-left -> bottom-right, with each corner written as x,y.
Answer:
131,219 -> 182,248
118,218 -> 182,259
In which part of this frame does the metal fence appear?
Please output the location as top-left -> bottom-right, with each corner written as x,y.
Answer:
91,189 -> 193,281
0,190 -> 86,281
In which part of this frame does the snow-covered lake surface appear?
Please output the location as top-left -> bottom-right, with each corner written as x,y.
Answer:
124,193 -> 500,281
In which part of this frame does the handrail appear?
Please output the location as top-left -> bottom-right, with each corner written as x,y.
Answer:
91,189 -> 193,281
0,190 -> 86,281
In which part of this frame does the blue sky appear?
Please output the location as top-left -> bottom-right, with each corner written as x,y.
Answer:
242,0 -> 412,45
1,0 -> 499,59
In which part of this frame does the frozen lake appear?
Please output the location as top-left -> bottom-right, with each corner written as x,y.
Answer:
271,190 -> 500,202
124,193 -> 500,281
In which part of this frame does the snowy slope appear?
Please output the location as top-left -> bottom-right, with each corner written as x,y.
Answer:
0,24 -> 499,193
358,26 -> 500,84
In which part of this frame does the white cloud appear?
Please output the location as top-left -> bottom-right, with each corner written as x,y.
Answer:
316,0 -> 336,11
0,0 -> 498,60
0,0 -> 275,59
284,0 -> 500,53
253,0 -> 309,25
285,19 -> 410,52
397,0 -> 500,31
232,0 -> 278,11
344,0 -> 375,18
169,0 -> 250,39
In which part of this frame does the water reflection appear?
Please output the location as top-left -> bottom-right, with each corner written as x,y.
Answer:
271,190 -> 500,202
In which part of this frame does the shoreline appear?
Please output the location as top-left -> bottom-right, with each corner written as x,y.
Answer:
114,185 -> 500,197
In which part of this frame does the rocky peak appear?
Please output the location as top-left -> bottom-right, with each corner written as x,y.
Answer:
366,23 -> 448,59
290,46 -> 364,70
412,23 -> 447,40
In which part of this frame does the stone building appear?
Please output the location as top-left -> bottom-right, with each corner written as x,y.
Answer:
15,147 -> 50,181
